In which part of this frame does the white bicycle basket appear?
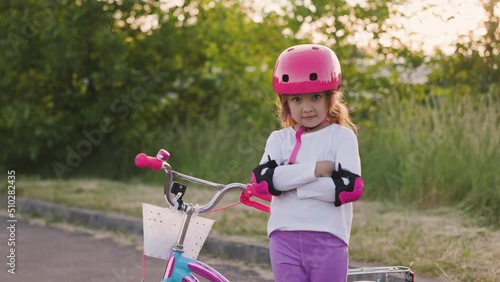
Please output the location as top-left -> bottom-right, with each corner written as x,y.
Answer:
142,203 -> 215,260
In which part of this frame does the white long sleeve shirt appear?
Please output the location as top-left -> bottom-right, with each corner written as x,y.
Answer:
259,123 -> 361,245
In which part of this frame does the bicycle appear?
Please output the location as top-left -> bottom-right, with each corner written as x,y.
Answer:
135,149 -> 415,282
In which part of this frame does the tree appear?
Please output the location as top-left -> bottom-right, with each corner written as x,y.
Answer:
0,0 -> 294,177
0,0 -> 177,176
428,0 -> 499,96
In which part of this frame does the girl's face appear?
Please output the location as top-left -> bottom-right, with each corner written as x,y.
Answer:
286,92 -> 330,130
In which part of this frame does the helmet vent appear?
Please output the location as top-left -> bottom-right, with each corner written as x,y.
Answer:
312,46 -> 320,50
309,73 -> 318,81
287,48 -> 294,52
282,74 -> 289,82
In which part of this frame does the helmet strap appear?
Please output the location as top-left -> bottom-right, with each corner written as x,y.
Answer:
288,115 -> 328,164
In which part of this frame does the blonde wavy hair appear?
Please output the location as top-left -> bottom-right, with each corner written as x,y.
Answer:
275,89 -> 358,134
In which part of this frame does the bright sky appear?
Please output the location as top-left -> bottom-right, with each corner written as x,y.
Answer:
251,0 -> 495,55
158,0 -> 496,55
387,0 -> 492,55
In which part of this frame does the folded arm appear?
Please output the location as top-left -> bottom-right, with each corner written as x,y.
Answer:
297,129 -> 362,204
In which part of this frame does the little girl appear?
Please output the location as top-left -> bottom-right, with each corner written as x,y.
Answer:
252,44 -> 364,282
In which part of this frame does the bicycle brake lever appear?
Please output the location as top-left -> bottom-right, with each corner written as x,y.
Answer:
240,184 -> 270,213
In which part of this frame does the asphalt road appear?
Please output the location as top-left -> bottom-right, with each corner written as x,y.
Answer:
0,216 -> 274,282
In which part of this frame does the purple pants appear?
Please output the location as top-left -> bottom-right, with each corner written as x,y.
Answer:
269,230 -> 348,282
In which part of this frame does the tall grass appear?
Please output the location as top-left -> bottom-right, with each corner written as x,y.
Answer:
151,111 -> 277,185
68,90 -> 497,228
135,93 -> 499,228
67,105 -> 277,183
360,93 -> 499,228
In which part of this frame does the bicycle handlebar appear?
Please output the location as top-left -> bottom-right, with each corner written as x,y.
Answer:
135,150 -> 270,214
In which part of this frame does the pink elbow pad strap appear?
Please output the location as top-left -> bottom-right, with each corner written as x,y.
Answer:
251,156 -> 282,196
331,163 -> 364,207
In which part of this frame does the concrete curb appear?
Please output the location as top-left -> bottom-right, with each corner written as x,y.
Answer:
17,198 -> 271,264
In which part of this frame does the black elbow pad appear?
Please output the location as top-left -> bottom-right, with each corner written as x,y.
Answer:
252,156 -> 281,196
331,163 -> 364,207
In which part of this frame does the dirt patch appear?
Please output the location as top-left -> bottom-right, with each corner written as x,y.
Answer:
350,201 -> 499,281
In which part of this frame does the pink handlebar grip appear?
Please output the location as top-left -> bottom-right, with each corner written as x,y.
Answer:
135,153 -> 163,170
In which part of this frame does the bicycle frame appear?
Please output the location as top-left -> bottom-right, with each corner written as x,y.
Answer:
136,150 -> 415,282
159,205 -> 229,282
162,251 -> 227,282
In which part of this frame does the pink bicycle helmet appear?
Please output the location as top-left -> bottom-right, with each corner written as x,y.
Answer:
272,44 -> 342,95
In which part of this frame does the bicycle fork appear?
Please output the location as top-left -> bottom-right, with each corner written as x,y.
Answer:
162,205 -> 229,282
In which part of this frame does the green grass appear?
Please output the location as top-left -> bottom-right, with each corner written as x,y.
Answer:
360,93 -> 499,228
350,202 -> 500,281
156,92 -> 499,228
156,117 -> 273,185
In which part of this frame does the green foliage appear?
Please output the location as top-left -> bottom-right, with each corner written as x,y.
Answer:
0,0 -> 292,178
1,0 -> 170,174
